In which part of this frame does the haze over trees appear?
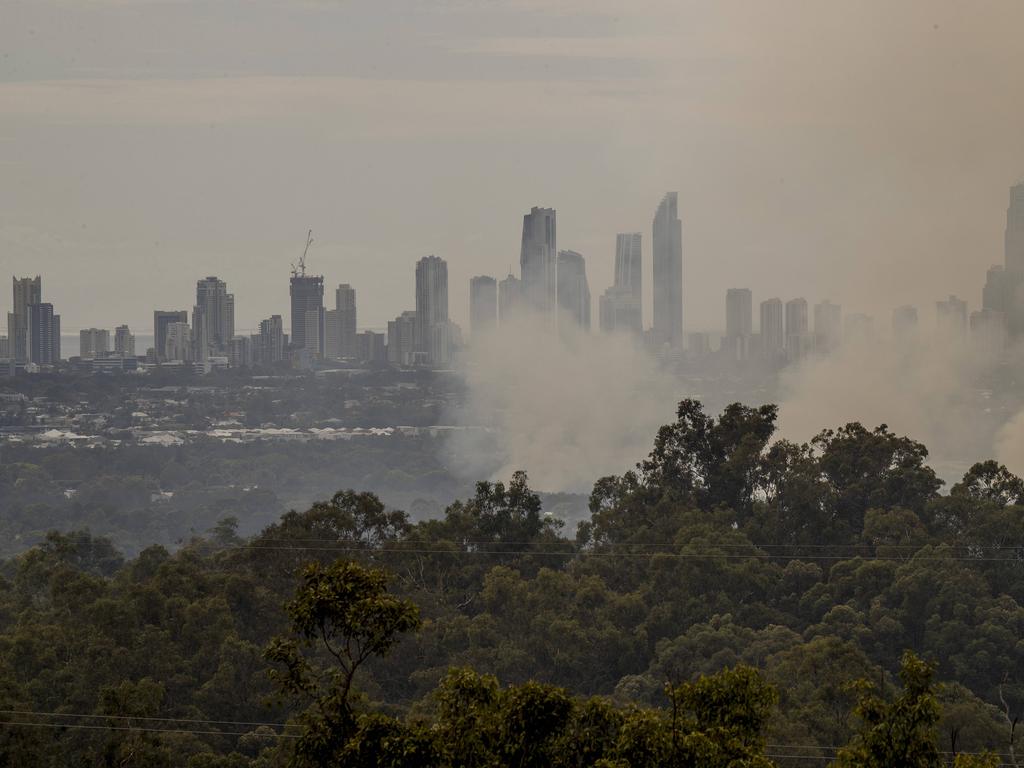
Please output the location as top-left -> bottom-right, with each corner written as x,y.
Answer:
1,398 -> 1022,766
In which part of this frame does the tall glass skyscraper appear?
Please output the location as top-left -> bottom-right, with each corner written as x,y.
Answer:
193,276 -> 234,359
470,275 -> 498,335
556,250 -> 590,330
652,193 -> 682,346
415,255 -> 448,365
290,273 -> 325,358
520,207 -> 557,320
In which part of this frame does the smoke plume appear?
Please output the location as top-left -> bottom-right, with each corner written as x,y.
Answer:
446,314 -> 683,493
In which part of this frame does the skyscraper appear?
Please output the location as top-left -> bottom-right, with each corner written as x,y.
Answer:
79,328 -> 110,359
387,310 -> 417,366
164,321 -> 192,362
290,273 -> 325,358
257,315 -> 284,364
324,309 -> 342,360
1005,182 -> 1024,274
520,207 -> 557,319
498,273 -> 522,325
114,325 -> 136,358
936,295 -> 967,336
335,285 -> 357,359
652,193 -> 683,347
785,298 -> 809,362
9,276 -> 41,361
615,233 -> 642,329
357,331 -> 387,364
759,298 -> 784,360
813,300 -> 842,353
556,250 -> 591,330
598,289 -> 637,334
193,276 -> 234,359
470,276 -> 498,335
415,255 -> 448,366
154,310 -> 189,363
725,288 -> 752,360
27,303 -> 60,364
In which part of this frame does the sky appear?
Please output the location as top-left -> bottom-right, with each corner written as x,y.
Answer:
2,0 -> 1024,335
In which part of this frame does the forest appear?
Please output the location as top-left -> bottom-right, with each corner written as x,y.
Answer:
1,398 -> 1022,766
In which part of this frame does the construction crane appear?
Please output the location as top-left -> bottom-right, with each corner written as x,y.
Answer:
291,229 -> 313,277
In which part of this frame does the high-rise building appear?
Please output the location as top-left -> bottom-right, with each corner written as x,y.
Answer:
0,336 -> 8,359
227,336 -> 253,368
785,298 -> 809,362
415,255 -> 448,366
614,233 -> 642,328
1005,182 -> 1024,274
598,288 -> 638,335
27,303 -> 60,364
323,285 -> 356,360
936,295 -> 967,336
556,250 -> 591,330
257,315 -> 284,364
970,308 -> 1007,352
154,310 -> 189,363
983,263 -> 1024,337
470,276 -> 498,335
498,273 -> 522,325
724,288 -> 752,360
652,193 -> 683,347
357,331 -> 387,363
324,309 -> 342,360
429,321 -> 460,367
813,300 -> 842,353
1000,183 -> 1024,336
520,207 -> 557,318
759,298 -> 784,360
335,284 -> 357,359
9,276 -> 41,361
79,328 -> 110,359
892,305 -> 918,339
387,310 -> 417,366
164,321 -> 192,362
598,235 -> 641,335
114,325 -> 135,358
290,273 -> 325,358
193,276 -> 234,360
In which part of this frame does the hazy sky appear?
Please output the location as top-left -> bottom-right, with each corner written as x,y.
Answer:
2,0 -> 1024,334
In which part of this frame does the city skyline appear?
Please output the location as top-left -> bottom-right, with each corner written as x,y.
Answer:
6,179 -> 1024,340
4,3 -> 1024,334
5,179 -> 1024,367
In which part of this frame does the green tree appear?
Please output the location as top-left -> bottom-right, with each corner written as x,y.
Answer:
834,650 -> 942,767
640,399 -> 778,519
265,561 -> 420,766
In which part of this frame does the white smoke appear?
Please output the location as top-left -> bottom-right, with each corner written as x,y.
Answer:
776,331 -> 1023,483
447,310 -> 1024,493
446,313 -> 683,493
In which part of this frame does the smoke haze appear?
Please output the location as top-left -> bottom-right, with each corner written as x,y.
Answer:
775,333 -> 1022,483
448,315 -> 683,492
450,318 -> 1024,493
